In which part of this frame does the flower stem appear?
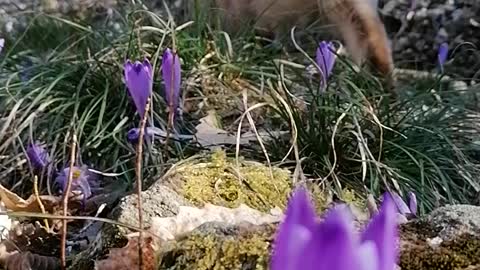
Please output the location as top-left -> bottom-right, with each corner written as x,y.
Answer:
61,133 -> 77,270
136,96 -> 151,270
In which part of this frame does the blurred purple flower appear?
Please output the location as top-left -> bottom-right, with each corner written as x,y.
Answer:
124,58 -> 153,119
316,41 -> 336,86
271,187 -> 398,270
162,48 -> 181,112
55,165 -> 96,201
26,141 -> 50,170
437,42 -> 449,73
0,38 -> 4,54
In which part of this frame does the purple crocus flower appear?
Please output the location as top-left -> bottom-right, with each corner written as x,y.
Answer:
55,165 -> 95,201
388,191 -> 417,218
437,42 -> 449,73
0,38 -> 4,54
162,48 -> 181,112
407,192 -> 417,216
271,187 -> 398,270
124,58 -> 153,119
316,41 -> 336,86
26,141 -> 50,170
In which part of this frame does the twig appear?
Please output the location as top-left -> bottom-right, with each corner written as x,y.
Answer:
136,97 -> 151,270
33,175 -> 50,231
61,134 -> 77,270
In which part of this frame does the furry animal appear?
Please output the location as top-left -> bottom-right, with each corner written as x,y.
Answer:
212,0 -> 394,79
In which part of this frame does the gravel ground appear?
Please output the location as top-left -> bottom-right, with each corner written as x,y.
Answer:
0,0 -> 479,80
381,0 -> 480,80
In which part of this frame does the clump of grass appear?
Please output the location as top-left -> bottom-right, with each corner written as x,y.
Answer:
0,8 -> 201,195
262,51 -> 480,213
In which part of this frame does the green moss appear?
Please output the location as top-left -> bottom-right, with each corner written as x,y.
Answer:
399,221 -> 480,269
167,149 -> 328,213
158,224 -> 276,270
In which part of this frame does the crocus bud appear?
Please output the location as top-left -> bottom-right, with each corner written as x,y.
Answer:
437,42 -> 449,73
316,41 -> 336,87
26,141 -> 50,170
162,48 -> 181,113
124,58 -> 153,119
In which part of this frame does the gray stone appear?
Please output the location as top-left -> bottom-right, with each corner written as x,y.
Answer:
427,204 -> 480,239
110,180 -> 193,236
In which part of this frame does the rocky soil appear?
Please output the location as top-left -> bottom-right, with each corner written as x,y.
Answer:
1,0 -> 479,80
381,0 -> 480,81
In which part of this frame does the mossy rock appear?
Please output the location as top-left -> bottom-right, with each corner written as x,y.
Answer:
158,222 -> 277,270
399,220 -> 480,269
163,149 -> 330,213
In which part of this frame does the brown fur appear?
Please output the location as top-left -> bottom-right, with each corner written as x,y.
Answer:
213,0 -> 394,80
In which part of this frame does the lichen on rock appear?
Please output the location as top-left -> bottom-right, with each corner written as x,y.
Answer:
157,222 -> 276,270
164,149 -> 329,213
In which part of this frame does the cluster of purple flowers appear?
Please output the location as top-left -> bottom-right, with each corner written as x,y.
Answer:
124,48 -> 181,143
26,142 -> 95,202
271,187 -> 400,270
24,48 -> 182,201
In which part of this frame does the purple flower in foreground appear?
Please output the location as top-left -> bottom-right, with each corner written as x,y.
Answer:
0,38 -> 4,54
316,41 -> 336,86
55,165 -> 95,201
271,187 -> 398,270
124,58 -> 153,119
437,42 -> 449,73
162,48 -> 181,112
26,141 -> 50,170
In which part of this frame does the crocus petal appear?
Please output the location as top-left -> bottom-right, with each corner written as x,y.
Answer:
0,38 -> 4,54
361,193 -> 398,270
357,241 -> 380,270
271,187 -> 317,270
388,191 -> 411,215
124,59 -> 153,118
437,42 -> 449,72
127,127 -> 162,143
316,41 -> 336,84
26,142 -> 50,170
408,192 -> 417,216
299,205 -> 360,270
162,48 -> 181,111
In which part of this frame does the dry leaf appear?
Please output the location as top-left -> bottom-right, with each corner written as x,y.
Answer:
0,184 -> 61,213
150,203 -> 283,242
94,235 -> 156,270
194,111 -> 287,148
